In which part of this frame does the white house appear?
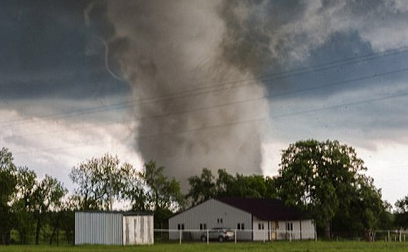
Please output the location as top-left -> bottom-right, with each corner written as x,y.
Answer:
169,197 -> 315,241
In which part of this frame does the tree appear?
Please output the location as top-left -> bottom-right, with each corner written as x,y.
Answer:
331,175 -> 385,237
12,167 -> 37,244
69,153 -> 132,210
125,161 -> 184,228
215,169 -> 235,196
32,175 -> 67,245
52,196 -> 77,245
229,174 -> 268,198
377,201 -> 395,231
0,148 -> 17,244
137,161 -> 184,228
395,195 -> 408,229
187,168 -> 275,206
187,168 -> 216,205
216,170 -> 268,198
274,139 -> 384,238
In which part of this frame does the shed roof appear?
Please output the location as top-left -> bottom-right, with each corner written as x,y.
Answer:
75,210 -> 153,216
215,197 -> 304,221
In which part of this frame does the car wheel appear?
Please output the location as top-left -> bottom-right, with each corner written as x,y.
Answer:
201,235 -> 207,242
218,236 -> 224,242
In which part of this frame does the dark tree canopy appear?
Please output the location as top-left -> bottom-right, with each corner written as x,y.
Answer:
274,139 -> 385,238
187,168 -> 217,205
395,195 -> 408,229
187,168 -> 275,206
0,148 -> 17,244
0,148 -> 68,245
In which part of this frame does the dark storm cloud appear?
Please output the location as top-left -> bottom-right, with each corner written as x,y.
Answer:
0,0 -> 129,100
218,0 -> 307,75
266,31 -> 408,101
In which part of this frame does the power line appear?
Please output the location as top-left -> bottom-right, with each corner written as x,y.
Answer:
5,64 -> 408,139
272,89 -> 408,119
2,45 -> 408,127
10,88 -> 408,155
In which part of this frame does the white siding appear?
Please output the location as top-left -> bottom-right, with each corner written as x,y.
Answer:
169,199 -> 252,240
75,212 -> 123,245
123,215 -> 154,245
300,219 -> 316,240
169,199 -> 316,242
252,216 -> 269,241
269,219 -> 315,241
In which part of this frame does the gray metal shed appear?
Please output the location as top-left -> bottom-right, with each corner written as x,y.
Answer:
75,211 -> 154,245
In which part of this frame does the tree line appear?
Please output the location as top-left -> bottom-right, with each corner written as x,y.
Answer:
1,139 -> 408,244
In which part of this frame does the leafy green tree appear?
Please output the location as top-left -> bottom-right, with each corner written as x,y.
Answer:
123,163 -> 148,211
216,170 -> 268,198
331,175 -> 385,237
125,161 -> 184,228
395,195 -> 408,229
188,168 -> 275,206
274,139 -> 384,238
12,167 -> 37,244
230,174 -> 268,198
187,168 -> 216,205
265,176 -> 278,198
32,175 -> 67,245
376,201 -> 394,231
69,153 -> 132,210
215,169 -> 235,196
138,161 -> 184,228
48,204 -> 75,246
55,196 -> 77,245
0,148 -> 17,244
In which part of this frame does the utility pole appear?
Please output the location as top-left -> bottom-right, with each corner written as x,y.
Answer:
109,172 -> 113,211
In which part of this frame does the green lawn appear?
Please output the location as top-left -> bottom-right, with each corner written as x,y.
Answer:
0,241 -> 407,252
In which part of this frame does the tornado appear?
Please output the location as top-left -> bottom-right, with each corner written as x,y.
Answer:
91,0 -> 271,184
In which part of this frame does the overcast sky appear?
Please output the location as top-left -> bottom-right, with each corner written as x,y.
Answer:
1,0 -> 408,206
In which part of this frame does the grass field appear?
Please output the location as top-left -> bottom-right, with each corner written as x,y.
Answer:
0,241 -> 407,252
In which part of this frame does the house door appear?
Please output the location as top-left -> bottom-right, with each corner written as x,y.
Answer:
271,221 -> 278,240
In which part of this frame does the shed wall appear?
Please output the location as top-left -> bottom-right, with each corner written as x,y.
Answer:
123,215 -> 154,245
75,212 -> 123,245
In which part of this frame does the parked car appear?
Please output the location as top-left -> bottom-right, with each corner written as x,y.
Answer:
200,228 -> 235,242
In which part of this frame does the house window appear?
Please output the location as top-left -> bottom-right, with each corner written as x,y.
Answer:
237,223 -> 245,230
217,218 -> 223,224
200,223 -> 207,230
178,224 -> 185,230
286,222 -> 293,231
258,223 -> 264,230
